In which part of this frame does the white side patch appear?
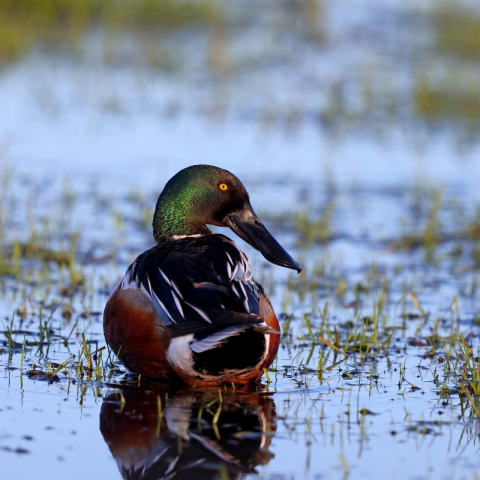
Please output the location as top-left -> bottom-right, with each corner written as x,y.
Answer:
167,335 -> 196,376
168,330 -> 273,383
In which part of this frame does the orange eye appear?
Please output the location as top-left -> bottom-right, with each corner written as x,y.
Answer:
219,183 -> 228,191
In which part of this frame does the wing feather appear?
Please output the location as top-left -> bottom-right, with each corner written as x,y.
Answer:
126,234 -> 264,339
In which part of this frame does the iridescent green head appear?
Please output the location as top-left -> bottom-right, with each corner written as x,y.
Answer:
153,165 -> 301,272
153,165 -> 249,242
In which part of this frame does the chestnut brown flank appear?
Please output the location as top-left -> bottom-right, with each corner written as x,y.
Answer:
104,287 -> 279,385
104,287 -> 174,379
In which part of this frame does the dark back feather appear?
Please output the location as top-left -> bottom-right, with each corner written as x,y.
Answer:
126,235 -> 263,338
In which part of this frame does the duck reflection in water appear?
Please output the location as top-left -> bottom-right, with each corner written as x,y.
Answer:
100,385 -> 276,479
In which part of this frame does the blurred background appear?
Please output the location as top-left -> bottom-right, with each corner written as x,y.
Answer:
2,0 -> 480,197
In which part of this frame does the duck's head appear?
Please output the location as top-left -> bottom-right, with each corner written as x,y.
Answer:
153,165 -> 301,272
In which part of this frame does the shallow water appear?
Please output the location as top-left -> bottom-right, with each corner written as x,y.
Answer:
2,1 -> 480,479
2,173 -> 480,479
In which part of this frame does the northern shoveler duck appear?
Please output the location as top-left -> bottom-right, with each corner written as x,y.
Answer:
103,165 -> 301,386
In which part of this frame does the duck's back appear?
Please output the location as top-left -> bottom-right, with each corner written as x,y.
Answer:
104,234 -> 280,385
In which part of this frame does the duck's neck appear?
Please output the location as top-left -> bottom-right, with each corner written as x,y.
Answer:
152,194 -> 211,243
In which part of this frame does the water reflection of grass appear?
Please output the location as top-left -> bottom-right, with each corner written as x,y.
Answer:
0,0 -> 222,66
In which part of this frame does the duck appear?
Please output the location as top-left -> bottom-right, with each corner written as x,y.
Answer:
103,165 -> 301,386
